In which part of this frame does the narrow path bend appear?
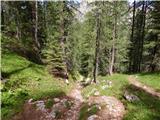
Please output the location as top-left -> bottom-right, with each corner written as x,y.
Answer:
128,76 -> 160,98
68,83 -> 84,102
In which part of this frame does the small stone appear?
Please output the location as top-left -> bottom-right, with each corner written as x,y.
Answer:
94,91 -> 100,96
86,78 -> 91,83
107,81 -> 112,87
65,79 -> 69,84
37,100 -> 44,103
96,105 -> 101,110
101,85 -> 108,90
49,110 -> 56,118
61,98 -> 67,103
87,107 -> 91,111
87,114 -> 99,120
54,98 -> 60,102
28,98 -> 33,103
79,75 -> 84,81
88,102 -> 91,106
102,80 -> 106,82
124,91 -> 140,102
36,101 -> 45,111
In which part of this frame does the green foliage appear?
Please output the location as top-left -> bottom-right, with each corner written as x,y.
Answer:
136,72 -> 160,91
1,89 -> 29,120
1,51 -> 30,73
124,85 -> 160,120
142,1 -> 160,72
78,103 -> 99,120
82,74 -> 129,99
1,1 -> 160,120
1,51 -> 75,119
82,73 -> 160,120
45,99 -> 54,109
41,1 -> 75,77
64,100 -> 73,109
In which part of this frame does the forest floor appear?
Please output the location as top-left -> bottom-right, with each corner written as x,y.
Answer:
1,51 -> 160,120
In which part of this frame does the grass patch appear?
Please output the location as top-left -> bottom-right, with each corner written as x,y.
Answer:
64,100 -> 73,109
45,99 -> 54,109
1,51 -> 75,120
78,103 -> 99,120
135,72 -> 160,91
123,85 -> 160,120
82,74 -> 129,99
1,51 -> 30,74
82,73 -> 160,120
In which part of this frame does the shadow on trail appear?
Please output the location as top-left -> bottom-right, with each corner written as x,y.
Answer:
1,63 -> 35,79
123,85 -> 160,120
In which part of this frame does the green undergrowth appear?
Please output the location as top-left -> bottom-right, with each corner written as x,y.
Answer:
78,103 -> 99,120
82,74 -> 129,99
82,73 -> 160,120
123,85 -> 160,120
2,51 -> 160,120
135,72 -> 160,91
1,51 -> 75,120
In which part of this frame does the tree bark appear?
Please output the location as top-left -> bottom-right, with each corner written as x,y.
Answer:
109,2 -> 117,76
130,1 -> 146,73
60,1 -> 68,78
35,1 -> 40,49
31,1 -> 42,64
93,9 -> 101,83
15,10 -> 21,41
139,1 -> 147,71
129,0 -> 136,72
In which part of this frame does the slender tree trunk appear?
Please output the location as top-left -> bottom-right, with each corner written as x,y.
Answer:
1,5 -> 4,31
130,1 -> 146,73
35,1 -> 40,49
60,1 -> 68,78
15,13 -> 20,41
150,43 -> 158,72
109,2 -> 117,76
129,0 -> 136,72
93,9 -> 101,83
139,1 -> 147,71
31,1 -> 42,64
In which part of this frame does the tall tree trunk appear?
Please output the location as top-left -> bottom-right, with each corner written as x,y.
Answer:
15,11 -> 21,41
130,1 -> 146,73
93,9 -> 101,83
1,4 -> 4,31
35,1 -> 40,49
139,1 -> 147,71
150,43 -> 158,72
129,0 -> 136,72
109,2 -> 117,76
31,1 -> 42,64
60,1 -> 68,78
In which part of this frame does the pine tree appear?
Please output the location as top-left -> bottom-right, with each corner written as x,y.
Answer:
143,1 -> 160,72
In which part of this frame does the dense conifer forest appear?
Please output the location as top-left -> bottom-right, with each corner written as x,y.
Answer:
1,1 -> 160,120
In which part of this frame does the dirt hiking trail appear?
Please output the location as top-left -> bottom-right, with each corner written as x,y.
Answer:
12,83 -> 125,120
128,76 -> 160,98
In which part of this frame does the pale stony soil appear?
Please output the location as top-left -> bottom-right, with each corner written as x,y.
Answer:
87,96 -> 125,120
12,83 -> 125,120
